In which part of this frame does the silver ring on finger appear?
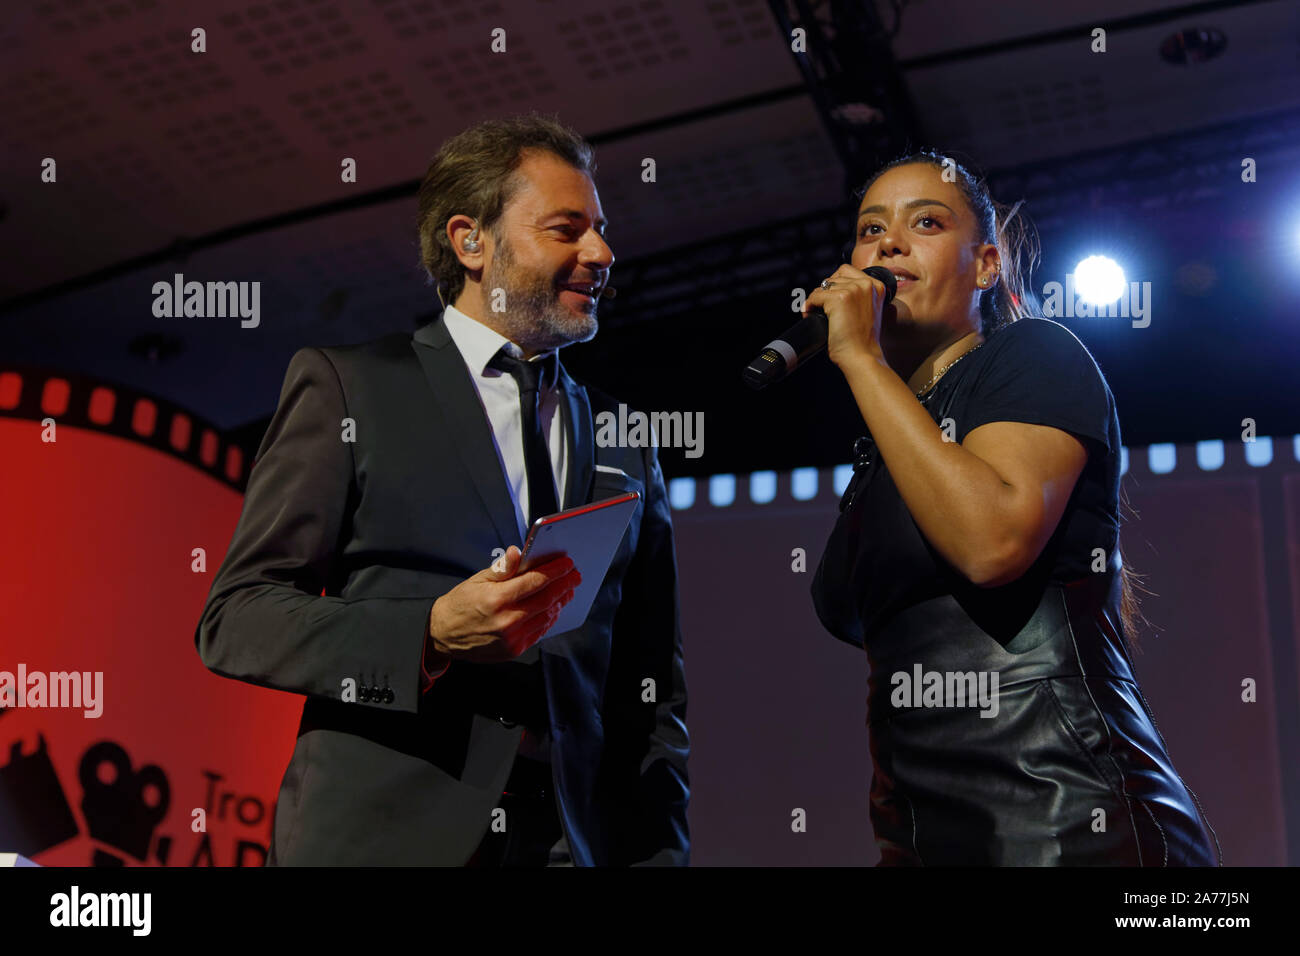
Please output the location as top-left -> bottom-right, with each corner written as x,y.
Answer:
820,279 -> 834,290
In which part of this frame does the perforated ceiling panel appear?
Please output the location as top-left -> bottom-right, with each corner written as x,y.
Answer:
418,45 -> 559,117
704,0 -> 775,48
559,2 -> 690,80
900,0 -> 1300,167
289,71 -> 425,147
592,99 -> 845,259
31,0 -> 161,35
164,105 -> 301,181
219,0 -> 368,76
85,141 -> 184,202
1,68 -> 101,149
1,0 -> 803,303
370,0 -> 507,37
996,74 -> 1109,142
85,30 -> 237,113
3,0 -> 1293,429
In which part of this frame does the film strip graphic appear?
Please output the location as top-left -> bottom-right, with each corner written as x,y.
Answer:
0,365 -> 255,492
664,435 -> 1300,511
4,361 -> 1297,504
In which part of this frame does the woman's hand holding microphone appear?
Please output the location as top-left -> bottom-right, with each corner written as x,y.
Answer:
801,265 -> 895,370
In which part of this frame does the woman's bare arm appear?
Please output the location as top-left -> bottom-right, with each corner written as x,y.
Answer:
837,351 -> 1088,587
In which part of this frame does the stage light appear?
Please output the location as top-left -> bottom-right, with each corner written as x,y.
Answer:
749,471 -> 777,504
1196,440 -> 1225,471
708,473 -> 736,507
1245,437 -> 1273,467
1148,443 -> 1176,474
791,467 -> 818,501
668,477 -> 696,510
1073,255 -> 1127,306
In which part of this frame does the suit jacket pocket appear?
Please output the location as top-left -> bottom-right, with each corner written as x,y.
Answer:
591,467 -> 644,502
587,468 -> 646,573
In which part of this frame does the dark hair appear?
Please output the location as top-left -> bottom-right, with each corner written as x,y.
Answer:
415,112 -> 597,306
856,149 -> 1145,650
1116,486 -> 1155,653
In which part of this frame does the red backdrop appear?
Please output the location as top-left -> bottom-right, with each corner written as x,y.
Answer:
0,415 -> 300,866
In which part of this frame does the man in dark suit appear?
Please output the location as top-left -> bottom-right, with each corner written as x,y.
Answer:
194,114 -> 689,866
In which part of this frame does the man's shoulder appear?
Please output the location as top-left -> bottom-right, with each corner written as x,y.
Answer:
316,328 -> 417,363
274,329 -> 423,407
284,328 -> 420,379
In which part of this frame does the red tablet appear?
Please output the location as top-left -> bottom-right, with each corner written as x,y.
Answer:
519,491 -> 640,636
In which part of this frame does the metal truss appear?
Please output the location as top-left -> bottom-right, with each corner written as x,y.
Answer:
765,0 -> 923,192
986,105 -> 1300,233
601,103 -> 1300,329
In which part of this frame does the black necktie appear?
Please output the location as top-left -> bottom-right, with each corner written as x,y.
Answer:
488,348 -> 560,530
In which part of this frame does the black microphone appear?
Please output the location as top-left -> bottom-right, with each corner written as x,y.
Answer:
742,266 -> 897,390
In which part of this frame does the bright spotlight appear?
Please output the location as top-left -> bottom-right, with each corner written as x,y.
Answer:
1074,255 -> 1126,306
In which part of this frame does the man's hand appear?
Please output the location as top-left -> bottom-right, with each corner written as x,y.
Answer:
428,546 -> 580,663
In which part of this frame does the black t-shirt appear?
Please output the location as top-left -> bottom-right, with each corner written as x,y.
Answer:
812,317 -> 1121,648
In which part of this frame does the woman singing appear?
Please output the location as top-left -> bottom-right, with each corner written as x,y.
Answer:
808,151 -> 1221,866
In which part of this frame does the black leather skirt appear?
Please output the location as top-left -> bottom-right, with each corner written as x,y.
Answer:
864,568 -> 1222,866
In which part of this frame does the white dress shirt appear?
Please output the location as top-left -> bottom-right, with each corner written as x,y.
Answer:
440,304 -> 568,770
441,303 -> 570,543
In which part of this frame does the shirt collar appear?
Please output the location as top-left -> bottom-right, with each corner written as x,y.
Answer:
442,303 -> 560,390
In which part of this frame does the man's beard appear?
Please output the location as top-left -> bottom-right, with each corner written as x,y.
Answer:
482,238 -> 599,353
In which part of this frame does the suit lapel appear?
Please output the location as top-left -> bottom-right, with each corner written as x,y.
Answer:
557,362 -> 594,509
411,311 -> 522,548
